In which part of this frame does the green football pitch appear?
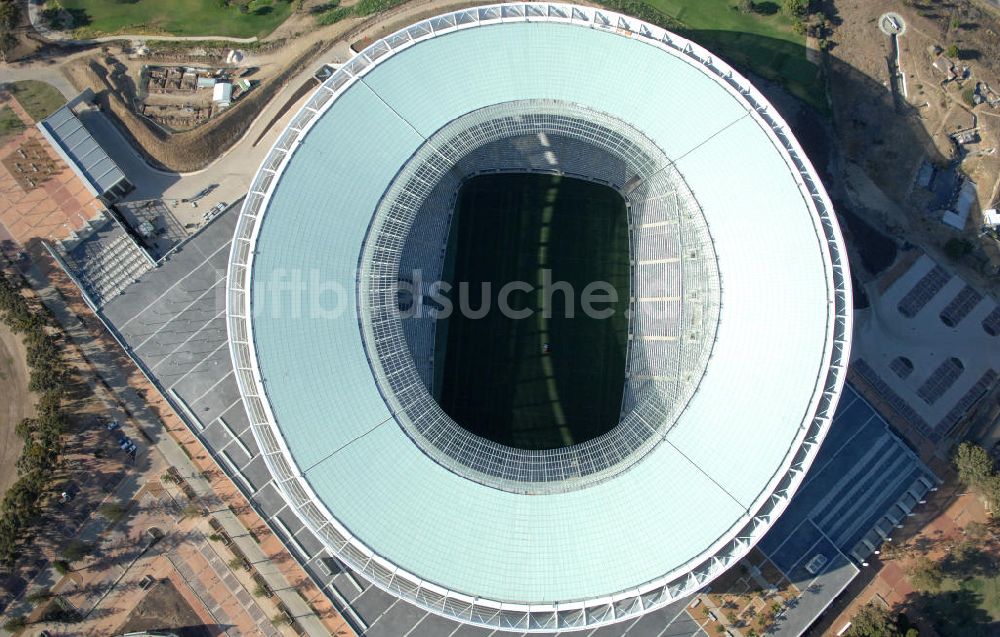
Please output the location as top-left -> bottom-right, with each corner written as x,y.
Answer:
435,173 -> 630,450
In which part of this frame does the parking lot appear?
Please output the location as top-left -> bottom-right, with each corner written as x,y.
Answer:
758,384 -> 938,636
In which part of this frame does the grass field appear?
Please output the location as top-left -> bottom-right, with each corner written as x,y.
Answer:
646,0 -> 795,36
0,106 -> 25,144
58,0 -> 294,38
436,174 -> 629,450
964,574 -> 1000,622
605,0 -> 825,112
5,81 -> 66,123
0,325 -> 34,497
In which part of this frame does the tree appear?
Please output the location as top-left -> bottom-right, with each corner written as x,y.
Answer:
2,614 -> 26,632
782,0 -> 807,19
99,502 -> 127,523
982,474 -> 1000,512
62,540 -> 94,563
271,613 -> 293,626
0,29 -> 14,63
846,602 -> 904,637
908,556 -> 944,592
53,559 -> 70,575
964,521 -> 988,541
0,1 -> 20,30
946,44 -> 959,59
181,501 -> 205,519
954,442 -> 994,488
736,0 -> 755,14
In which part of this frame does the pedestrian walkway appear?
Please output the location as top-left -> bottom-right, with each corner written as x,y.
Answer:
2,249 -> 348,636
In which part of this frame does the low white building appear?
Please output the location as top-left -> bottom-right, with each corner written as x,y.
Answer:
984,208 -> 1000,229
212,82 -> 233,108
941,180 -> 977,230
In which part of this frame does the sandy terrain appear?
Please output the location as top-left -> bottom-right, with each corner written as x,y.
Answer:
830,0 -> 1000,291
0,322 -> 35,495
116,578 -> 212,637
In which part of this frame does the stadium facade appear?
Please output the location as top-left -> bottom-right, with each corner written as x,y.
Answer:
227,4 -> 852,632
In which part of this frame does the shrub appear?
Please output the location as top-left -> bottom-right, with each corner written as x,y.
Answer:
181,502 -> 205,519
99,502 -> 128,523
353,0 -> 404,15
62,539 -> 95,562
908,556 -> 944,592
782,0 -> 807,19
2,615 -> 26,632
595,0 -> 681,30
943,237 -> 972,260
316,5 -> 352,23
271,612 -> 293,626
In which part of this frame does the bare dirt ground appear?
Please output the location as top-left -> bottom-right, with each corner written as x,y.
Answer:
0,322 -> 34,495
829,0 -> 1000,293
58,0 -> 485,172
115,578 -> 212,637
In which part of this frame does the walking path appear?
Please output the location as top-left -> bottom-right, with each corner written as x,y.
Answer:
0,248 -> 348,636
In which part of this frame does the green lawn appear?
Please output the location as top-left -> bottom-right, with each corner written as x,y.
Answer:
604,0 -> 826,111
0,106 -> 26,143
58,0 -> 294,38
5,81 -> 66,122
435,174 -> 629,450
964,574 -> 1000,621
915,573 -> 1000,636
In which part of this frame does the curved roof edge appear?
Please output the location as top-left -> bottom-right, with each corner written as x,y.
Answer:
225,3 -> 852,631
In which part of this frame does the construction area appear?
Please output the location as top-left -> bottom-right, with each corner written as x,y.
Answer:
139,64 -> 255,131
830,0 -> 1000,295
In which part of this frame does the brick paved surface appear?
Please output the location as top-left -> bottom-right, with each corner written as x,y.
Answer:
0,92 -> 103,247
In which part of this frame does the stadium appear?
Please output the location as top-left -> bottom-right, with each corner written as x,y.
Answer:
226,3 -> 852,632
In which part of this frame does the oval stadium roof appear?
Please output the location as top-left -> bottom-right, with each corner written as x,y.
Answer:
227,4 -> 852,631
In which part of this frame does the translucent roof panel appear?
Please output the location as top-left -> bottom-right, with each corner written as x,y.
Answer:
362,22 -> 749,157
237,4 -> 849,623
666,116 -> 830,508
305,420 -> 745,601
250,84 -> 422,470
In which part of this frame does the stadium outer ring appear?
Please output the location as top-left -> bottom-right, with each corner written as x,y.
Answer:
226,4 -> 852,632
